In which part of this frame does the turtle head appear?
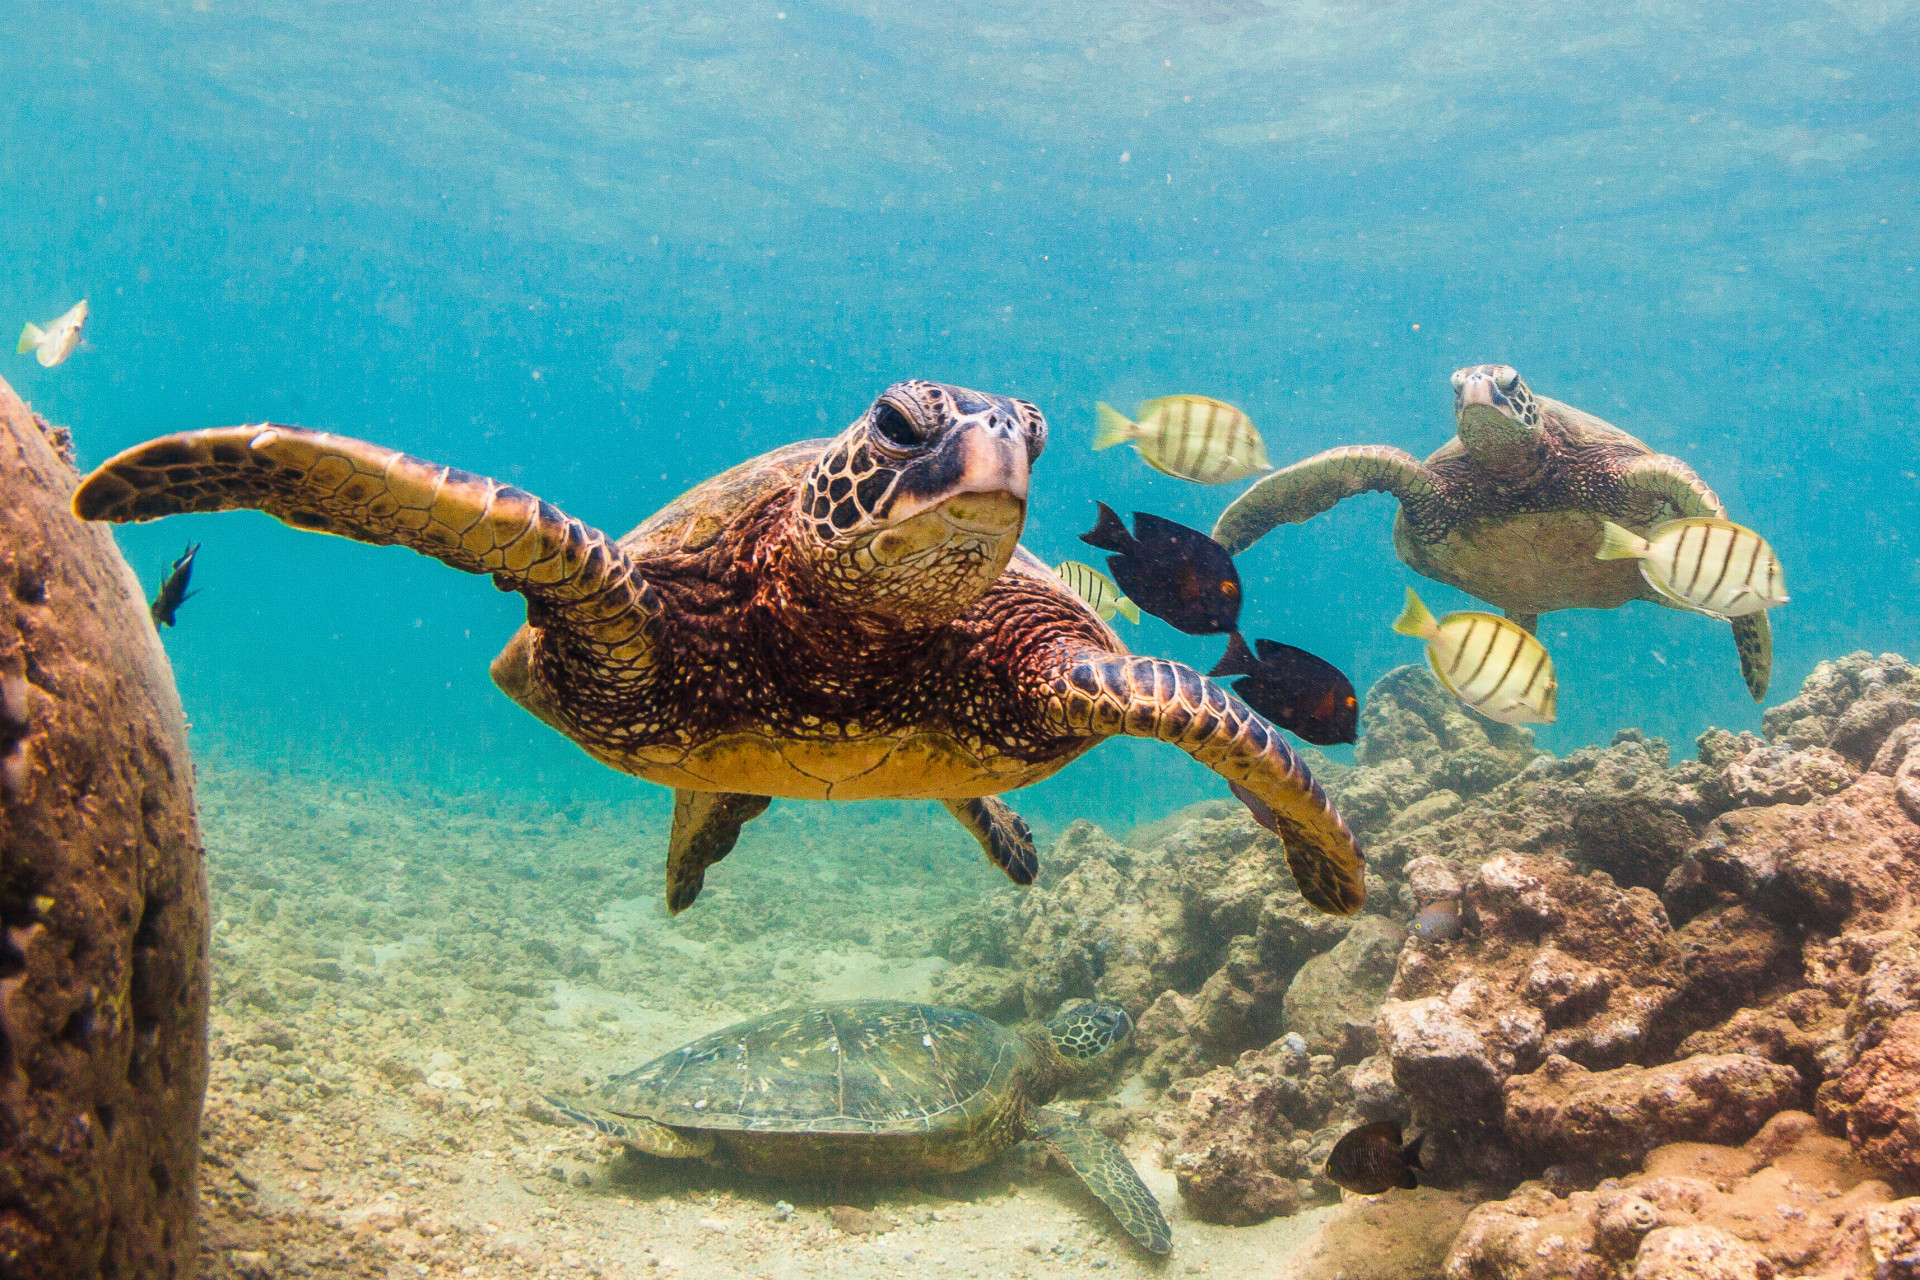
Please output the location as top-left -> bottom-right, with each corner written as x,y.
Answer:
1043,1002 -> 1133,1072
1452,364 -> 1545,476
792,380 -> 1047,628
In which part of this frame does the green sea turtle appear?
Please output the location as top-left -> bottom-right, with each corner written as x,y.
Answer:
72,381 -> 1365,914
1212,364 -> 1773,699
545,999 -> 1172,1254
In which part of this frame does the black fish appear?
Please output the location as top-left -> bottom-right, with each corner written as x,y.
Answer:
1078,502 -> 1240,636
149,543 -> 201,628
1208,631 -> 1358,746
1325,1121 -> 1425,1196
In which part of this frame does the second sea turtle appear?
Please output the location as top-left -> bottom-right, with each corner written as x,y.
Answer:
1212,364 -> 1773,699
546,999 -> 1172,1253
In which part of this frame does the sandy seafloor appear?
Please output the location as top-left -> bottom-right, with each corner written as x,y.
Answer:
188,765 -> 1467,1280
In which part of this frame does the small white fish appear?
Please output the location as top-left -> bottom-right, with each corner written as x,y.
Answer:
1093,395 -> 1271,485
16,300 -> 88,368
1596,518 -> 1787,620
1392,588 -> 1557,725
1054,560 -> 1140,624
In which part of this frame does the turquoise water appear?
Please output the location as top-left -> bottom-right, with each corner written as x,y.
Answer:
5,1 -> 1916,834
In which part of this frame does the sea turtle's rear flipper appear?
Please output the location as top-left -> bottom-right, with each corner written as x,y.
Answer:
72,425 -> 658,663
1040,651 -> 1364,916
666,790 -> 772,915
942,797 -> 1038,885
1212,444 -> 1439,555
1030,1109 -> 1172,1255
1733,610 -> 1772,702
542,1094 -> 715,1159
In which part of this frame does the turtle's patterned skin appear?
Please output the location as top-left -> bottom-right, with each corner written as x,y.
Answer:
72,381 -> 1366,915
545,1000 -> 1173,1254
1213,365 -> 1774,700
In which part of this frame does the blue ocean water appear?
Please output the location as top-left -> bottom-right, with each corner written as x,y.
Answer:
4,0 -> 1915,836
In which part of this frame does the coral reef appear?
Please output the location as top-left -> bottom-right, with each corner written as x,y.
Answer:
0,376 -> 210,1278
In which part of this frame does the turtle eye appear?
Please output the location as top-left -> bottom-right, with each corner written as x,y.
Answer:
1494,368 -> 1518,390
871,402 -> 921,448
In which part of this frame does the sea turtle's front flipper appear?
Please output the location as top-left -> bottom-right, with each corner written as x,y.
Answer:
72,425 -> 659,666
1614,453 -> 1772,700
1212,444 -> 1439,555
942,797 -> 1038,885
542,1094 -> 715,1159
1039,651 -> 1364,915
1030,1108 -> 1172,1255
1732,611 -> 1772,703
666,790 -> 772,915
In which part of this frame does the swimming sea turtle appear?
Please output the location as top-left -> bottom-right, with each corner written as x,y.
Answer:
1212,364 -> 1773,699
72,381 -> 1364,914
544,999 -> 1172,1254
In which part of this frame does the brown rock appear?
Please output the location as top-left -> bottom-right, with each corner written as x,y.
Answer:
1817,1010 -> 1920,1180
827,1205 -> 887,1235
1504,1053 -> 1802,1165
0,377 -> 209,1277
1630,1226 -> 1775,1280
1282,915 -> 1404,1059
1167,1062 -> 1313,1225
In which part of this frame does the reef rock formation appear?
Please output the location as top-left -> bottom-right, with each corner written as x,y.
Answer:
1444,1111 -> 1905,1280
0,379 -> 209,1279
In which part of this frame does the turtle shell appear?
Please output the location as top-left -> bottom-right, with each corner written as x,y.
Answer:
591,1000 -> 1030,1136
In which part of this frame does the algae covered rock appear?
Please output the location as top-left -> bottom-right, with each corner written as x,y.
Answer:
0,378 -> 209,1279
1281,914 -> 1404,1059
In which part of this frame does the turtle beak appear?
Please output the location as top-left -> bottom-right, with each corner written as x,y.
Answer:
886,411 -> 1032,530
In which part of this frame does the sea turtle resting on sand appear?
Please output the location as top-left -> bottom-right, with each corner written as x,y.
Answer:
73,381 -> 1364,914
1212,364 -> 1773,699
545,999 -> 1172,1254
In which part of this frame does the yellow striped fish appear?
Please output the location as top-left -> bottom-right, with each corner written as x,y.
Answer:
1054,560 -> 1141,624
1093,396 -> 1272,485
1596,518 -> 1787,620
1392,588 -> 1557,725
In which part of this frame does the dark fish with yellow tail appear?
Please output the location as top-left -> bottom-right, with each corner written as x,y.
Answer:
1326,1121 -> 1425,1195
1093,395 -> 1272,485
1079,502 -> 1241,636
1053,560 -> 1141,624
1392,588 -> 1556,725
1596,518 -> 1787,620
149,543 -> 201,628
1208,631 -> 1358,746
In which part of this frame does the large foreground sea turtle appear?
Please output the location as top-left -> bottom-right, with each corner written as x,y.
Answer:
1212,364 -> 1773,699
73,381 -> 1364,914
545,999 -> 1173,1254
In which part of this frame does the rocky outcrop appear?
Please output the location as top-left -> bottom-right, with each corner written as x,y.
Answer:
0,379 -> 209,1279
1282,914 -> 1404,1060
1816,1010 -> 1920,1182
1503,1053 -> 1802,1166
1444,1112 -> 1900,1280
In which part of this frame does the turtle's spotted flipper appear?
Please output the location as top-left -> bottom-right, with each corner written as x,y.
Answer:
72,425 -> 658,663
1733,611 -> 1772,702
1041,651 -> 1364,915
1212,444 -> 1442,555
943,797 -> 1037,885
542,1094 -> 715,1160
1031,1109 -> 1172,1255
666,790 -> 772,914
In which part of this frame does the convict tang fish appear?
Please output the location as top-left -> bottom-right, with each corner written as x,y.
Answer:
1093,396 -> 1271,485
1392,588 -> 1557,725
1596,518 -> 1787,620
16,299 -> 88,368
1054,560 -> 1141,624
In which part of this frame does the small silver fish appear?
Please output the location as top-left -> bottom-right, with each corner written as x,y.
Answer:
1411,898 -> 1462,942
1093,396 -> 1271,485
1597,518 -> 1786,620
16,299 -> 88,368
1053,560 -> 1141,624
1392,588 -> 1557,725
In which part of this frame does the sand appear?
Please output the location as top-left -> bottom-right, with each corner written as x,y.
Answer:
187,766 -> 1438,1280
